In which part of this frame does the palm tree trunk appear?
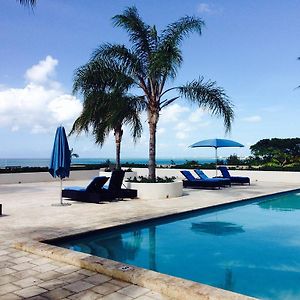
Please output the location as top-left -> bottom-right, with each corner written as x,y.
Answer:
148,107 -> 159,181
114,125 -> 123,170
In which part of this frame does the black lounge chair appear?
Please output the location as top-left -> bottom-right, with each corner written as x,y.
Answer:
194,169 -> 231,187
218,166 -> 250,185
63,170 -> 137,203
180,171 -> 225,189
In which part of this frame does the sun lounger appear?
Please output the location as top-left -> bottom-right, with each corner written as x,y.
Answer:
194,169 -> 231,186
218,166 -> 250,185
180,170 -> 224,189
63,170 -> 137,203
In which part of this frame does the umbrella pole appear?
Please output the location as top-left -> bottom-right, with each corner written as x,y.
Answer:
215,147 -> 218,177
60,178 -> 63,205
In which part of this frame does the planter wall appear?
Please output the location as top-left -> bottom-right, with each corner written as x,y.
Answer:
99,171 -> 137,181
125,180 -> 183,199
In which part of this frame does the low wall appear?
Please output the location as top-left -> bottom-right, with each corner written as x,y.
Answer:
132,168 -> 300,184
0,170 -> 99,184
1,167 -> 300,185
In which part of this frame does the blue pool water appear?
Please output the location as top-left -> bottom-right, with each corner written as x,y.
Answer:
52,191 -> 300,300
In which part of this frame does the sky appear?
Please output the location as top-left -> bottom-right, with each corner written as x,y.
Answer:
0,0 -> 299,160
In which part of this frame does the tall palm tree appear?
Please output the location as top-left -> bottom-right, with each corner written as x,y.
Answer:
18,0 -> 36,7
93,6 -> 234,180
70,60 -> 144,170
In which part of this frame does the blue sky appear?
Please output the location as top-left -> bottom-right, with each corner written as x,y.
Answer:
0,0 -> 299,160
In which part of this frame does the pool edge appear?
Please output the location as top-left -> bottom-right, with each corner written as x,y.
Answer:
14,240 -> 255,300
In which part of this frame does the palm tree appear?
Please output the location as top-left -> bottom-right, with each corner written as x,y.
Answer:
93,6 -> 234,180
18,0 -> 36,7
70,60 -> 143,170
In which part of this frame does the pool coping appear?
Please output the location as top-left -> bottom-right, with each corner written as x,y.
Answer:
14,188 -> 299,300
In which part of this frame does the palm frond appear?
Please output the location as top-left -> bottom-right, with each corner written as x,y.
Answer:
92,43 -> 145,79
112,6 -> 154,63
177,78 -> 234,132
161,16 -> 204,46
18,0 -> 36,7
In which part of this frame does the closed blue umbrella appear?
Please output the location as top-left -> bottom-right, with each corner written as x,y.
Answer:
49,126 -> 71,206
190,138 -> 244,176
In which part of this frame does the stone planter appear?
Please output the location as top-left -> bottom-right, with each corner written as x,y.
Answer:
125,180 -> 183,199
99,171 -> 137,181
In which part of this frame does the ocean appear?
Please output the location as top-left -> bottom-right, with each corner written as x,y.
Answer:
0,158 -> 215,168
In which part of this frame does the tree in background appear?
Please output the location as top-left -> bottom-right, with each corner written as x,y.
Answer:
93,6 -> 234,180
250,138 -> 300,167
70,60 -> 144,170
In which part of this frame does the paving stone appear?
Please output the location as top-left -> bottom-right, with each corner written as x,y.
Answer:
0,293 -> 23,300
0,261 -> 16,268
14,286 -> 48,298
13,269 -> 40,279
14,276 -> 43,288
12,262 -> 36,271
8,251 -> 29,258
0,255 -> 12,262
68,290 -> 102,300
92,282 -> 121,296
0,274 -> 18,285
109,279 -> 130,288
0,283 -> 20,295
84,274 -> 111,285
32,263 -> 58,273
11,255 -> 33,264
0,267 -> 16,276
101,292 -> 133,300
0,250 -> 10,256
77,269 -> 98,276
144,291 -> 169,299
118,285 -> 149,298
36,270 -> 62,281
27,296 -> 48,300
57,272 -> 86,283
41,287 -> 74,299
135,296 -> 154,300
55,265 -> 80,274
64,280 -> 95,293
30,257 -> 53,266
38,278 -> 65,290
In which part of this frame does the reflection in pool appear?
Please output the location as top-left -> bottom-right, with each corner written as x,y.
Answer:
53,190 -> 300,300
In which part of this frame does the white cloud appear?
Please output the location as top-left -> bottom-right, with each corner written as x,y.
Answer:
160,103 -> 189,123
242,115 -> 262,123
176,131 -> 189,140
157,127 -> 166,136
188,108 -> 206,123
25,55 -> 58,84
197,3 -> 212,13
0,56 -> 82,134
196,2 -> 222,14
175,122 -> 192,140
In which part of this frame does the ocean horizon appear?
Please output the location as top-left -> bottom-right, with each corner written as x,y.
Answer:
0,157 -> 216,168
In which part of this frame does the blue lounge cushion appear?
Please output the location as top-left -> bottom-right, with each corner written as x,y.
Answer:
194,169 -> 231,186
64,186 -> 86,192
218,166 -> 250,184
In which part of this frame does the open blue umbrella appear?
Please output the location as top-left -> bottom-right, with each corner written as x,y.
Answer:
190,138 -> 244,176
49,126 -> 71,206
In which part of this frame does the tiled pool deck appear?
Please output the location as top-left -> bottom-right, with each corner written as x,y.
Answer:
0,178 -> 299,299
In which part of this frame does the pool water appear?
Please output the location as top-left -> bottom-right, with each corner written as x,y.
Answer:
52,191 -> 300,300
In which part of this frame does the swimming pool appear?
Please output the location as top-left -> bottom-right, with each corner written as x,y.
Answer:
51,191 -> 300,299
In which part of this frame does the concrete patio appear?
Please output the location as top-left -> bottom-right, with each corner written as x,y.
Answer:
0,172 -> 299,299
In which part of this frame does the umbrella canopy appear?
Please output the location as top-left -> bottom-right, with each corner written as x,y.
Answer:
190,138 -> 244,149
49,126 -> 71,205
49,126 -> 71,179
190,138 -> 244,175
